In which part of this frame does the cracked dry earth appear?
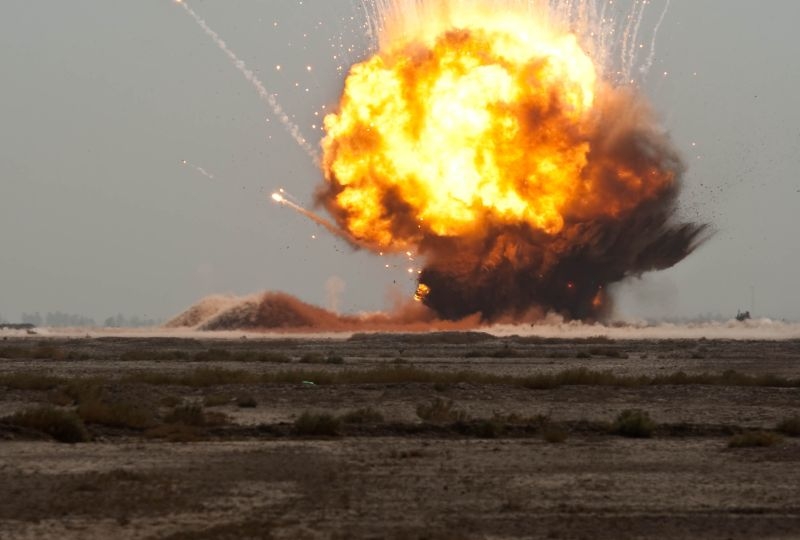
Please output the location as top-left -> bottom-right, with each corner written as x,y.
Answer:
0,334 -> 799,539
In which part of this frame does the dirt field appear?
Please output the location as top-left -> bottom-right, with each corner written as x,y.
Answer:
1,333 -> 799,539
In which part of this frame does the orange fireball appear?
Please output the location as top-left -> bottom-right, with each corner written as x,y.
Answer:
321,4 -> 673,252
318,1 -> 705,321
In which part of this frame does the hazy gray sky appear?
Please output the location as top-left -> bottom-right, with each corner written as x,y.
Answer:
1,1 -> 798,323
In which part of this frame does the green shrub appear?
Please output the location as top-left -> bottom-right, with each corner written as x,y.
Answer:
777,416 -> 800,437
728,431 -> 783,448
7,406 -> 89,443
612,409 -> 656,438
416,398 -> 468,423
294,412 -> 341,436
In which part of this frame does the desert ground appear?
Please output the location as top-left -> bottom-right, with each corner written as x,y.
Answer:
1,332 -> 799,539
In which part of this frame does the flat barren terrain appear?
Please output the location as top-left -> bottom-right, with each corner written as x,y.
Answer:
1,333 -> 799,539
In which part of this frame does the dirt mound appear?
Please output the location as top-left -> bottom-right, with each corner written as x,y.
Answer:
199,292 -> 348,331
164,295 -> 241,328
167,291 -> 482,332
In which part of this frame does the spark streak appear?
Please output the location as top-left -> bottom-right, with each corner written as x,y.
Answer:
181,159 -> 215,179
270,191 -> 355,245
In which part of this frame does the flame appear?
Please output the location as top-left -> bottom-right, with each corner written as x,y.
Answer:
321,3 -> 674,251
414,283 -> 431,302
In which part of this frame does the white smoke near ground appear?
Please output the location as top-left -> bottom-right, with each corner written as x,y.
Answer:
325,276 -> 347,314
163,294 -> 242,328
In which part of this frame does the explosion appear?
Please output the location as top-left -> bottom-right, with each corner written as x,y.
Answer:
318,0 -> 707,322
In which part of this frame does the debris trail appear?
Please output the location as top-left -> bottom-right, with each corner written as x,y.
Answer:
175,0 -> 320,165
270,192 -> 356,245
181,159 -> 215,180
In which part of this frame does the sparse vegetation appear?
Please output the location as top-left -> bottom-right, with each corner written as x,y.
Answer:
471,418 -> 505,438
164,403 -> 207,426
488,346 -> 520,358
294,412 -> 341,436
124,367 -> 258,387
325,354 -> 345,365
2,365 -> 799,396
0,345 -> 65,360
194,349 -> 291,364
6,406 -> 89,443
119,350 -> 190,362
588,347 -> 628,359
340,407 -> 384,424
77,399 -> 156,430
0,372 -> 65,391
612,409 -> 656,438
145,423 -> 202,443
299,352 -> 325,364
416,398 -> 468,423
777,416 -> 800,437
542,425 -> 569,443
203,394 -> 232,407
728,431 -> 783,448
236,395 -> 258,408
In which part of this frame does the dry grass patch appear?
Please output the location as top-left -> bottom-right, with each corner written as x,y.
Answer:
0,345 -> 66,360
728,431 -> 783,448
145,423 -> 203,443
77,399 -> 156,430
542,425 -> 569,443
236,395 -> 258,408
340,407 -> 384,424
164,403 -> 228,427
5,406 -> 89,443
777,416 -> 800,437
0,372 -> 65,391
417,398 -> 468,424
612,409 -> 656,438
294,412 -> 341,436
203,394 -> 232,407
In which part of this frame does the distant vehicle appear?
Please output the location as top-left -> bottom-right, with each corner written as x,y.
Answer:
736,310 -> 751,322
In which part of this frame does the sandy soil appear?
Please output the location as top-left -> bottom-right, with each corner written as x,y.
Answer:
1,334 -> 799,539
